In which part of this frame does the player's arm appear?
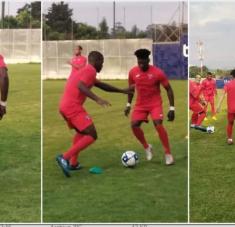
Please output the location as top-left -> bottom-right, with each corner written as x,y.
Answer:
78,81 -> 111,107
159,70 -> 175,121
94,80 -> 133,94
124,71 -> 135,117
216,90 -> 226,113
69,62 -> 85,70
0,67 -> 9,119
164,84 -> 175,121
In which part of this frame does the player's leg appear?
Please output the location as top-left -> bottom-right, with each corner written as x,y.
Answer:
227,113 -> 234,145
153,119 -> 174,165
210,97 -> 217,120
131,107 -> 153,160
69,131 -> 84,169
150,106 -> 174,165
191,112 -> 198,125
204,96 -> 209,121
56,111 -> 96,177
196,110 -> 206,125
131,120 -> 148,148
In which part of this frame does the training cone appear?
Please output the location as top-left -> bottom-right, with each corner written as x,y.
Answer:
89,166 -> 103,174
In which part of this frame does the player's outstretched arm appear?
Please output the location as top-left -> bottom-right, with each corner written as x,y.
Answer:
124,85 -> 135,117
78,81 -> 111,107
0,68 -> 9,119
164,84 -> 175,121
95,81 -> 133,94
216,91 -> 226,113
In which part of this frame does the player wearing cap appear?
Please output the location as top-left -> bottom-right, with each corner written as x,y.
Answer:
217,69 -> 235,145
0,54 -> 9,120
124,49 -> 175,165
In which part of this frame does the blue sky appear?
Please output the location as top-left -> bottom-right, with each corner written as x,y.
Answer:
190,2 -> 235,69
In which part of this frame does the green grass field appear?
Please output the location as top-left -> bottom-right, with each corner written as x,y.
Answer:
0,64 -> 41,222
43,80 -> 188,223
190,90 -> 235,222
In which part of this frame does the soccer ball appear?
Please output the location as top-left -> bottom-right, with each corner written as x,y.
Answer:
121,151 -> 139,167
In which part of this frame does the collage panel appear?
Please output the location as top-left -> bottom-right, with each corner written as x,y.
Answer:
42,1 -> 188,223
0,1 -> 41,223
189,1 -> 235,223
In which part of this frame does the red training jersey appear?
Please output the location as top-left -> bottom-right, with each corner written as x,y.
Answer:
190,80 -> 201,106
201,78 -> 216,97
224,80 -> 235,113
70,55 -> 87,75
128,65 -> 169,108
60,64 -> 97,117
0,55 -> 7,68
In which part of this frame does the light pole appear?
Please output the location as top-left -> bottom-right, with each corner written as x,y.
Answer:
197,40 -> 204,76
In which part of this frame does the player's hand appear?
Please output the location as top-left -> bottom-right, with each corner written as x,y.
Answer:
124,106 -> 131,117
167,110 -> 175,121
67,60 -> 72,65
0,105 -> 6,120
96,98 -> 111,107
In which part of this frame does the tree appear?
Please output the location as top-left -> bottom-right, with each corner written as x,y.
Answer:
45,2 -> 73,34
0,16 -> 18,28
16,2 -> 41,28
74,23 -> 98,40
98,18 -> 109,39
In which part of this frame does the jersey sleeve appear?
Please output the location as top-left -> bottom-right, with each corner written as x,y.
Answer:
158,69 -> 169,88
80,69 -> 96,86
128,69 -> 135,86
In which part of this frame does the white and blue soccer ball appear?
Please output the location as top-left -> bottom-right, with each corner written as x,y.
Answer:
121,151 -> 139,167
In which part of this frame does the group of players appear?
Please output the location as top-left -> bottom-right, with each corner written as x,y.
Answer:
1,46 -> 234,178
190,70 -> 235,145
56,46 -> 175,177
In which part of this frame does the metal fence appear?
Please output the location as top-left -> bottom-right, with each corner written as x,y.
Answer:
0,29 -> 41,63
42,39 -> 153,80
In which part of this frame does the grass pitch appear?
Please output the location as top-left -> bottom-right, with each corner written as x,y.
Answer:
0,64 -> 41,222
43,80 -> 188,222
190,90 -> 235,222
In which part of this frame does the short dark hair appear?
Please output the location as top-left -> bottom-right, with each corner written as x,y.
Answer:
88,51 -> 103,62
230,69 -> 235,77
134,49 -> 151,59
78,45 -> 83,50
207,72 -> 212,75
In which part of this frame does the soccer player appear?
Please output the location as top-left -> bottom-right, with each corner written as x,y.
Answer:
67,45 -> 87,75
124,49 -> 175,165
201,72 -> 217,120
57,51 -> 132,177
190,79 -> 214,133
217,69 -> 235,145
0,54 -> 9,120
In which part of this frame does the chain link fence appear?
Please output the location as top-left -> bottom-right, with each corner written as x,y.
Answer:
42,39 -> 153,80
0,29 -> 41,63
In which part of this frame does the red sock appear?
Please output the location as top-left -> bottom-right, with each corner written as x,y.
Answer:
191,112 -> 198,124
132,127 -> 149,149
70,133 -> 83,166
211,101 -> 216,116
63,135 -> 95,160
197,112 -> 206,125
155,124 -> 171,154
227,123 -> 233,138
